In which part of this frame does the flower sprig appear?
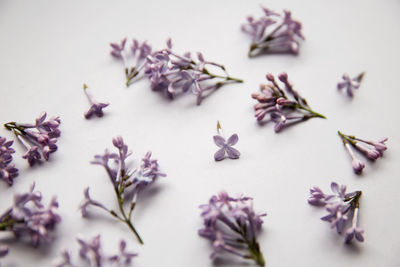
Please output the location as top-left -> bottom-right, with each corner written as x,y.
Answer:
80,136 -> 165,244
252,73 -> 325,132
308,182 -> 364,244
198,191 -> 266,266
338,131 -> 388,174
242,7 -> 304,57
0,136 -> 18,185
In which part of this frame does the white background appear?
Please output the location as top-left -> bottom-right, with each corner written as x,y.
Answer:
1,0 -> 399,266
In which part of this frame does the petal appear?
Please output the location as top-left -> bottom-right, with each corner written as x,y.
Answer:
227,134 -> 239,146
213,135 -> 226,147
214,148 -> 225,161
330,182 -> 339,194
226,147 -> 240,159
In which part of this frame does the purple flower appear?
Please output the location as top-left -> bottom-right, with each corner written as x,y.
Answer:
83,84 -> 109,119
242,7 -> 304,57
83,136 -> 165,244
0,183 -> 61,254
199,191 -> 266,266
0,136 -> 18,185
337,72 -> 365,97
252,73 -> 325,132
308,182 -> 364,244
338,131 -> 387,174
213,121 -> 240,161
0,245 -> 9,258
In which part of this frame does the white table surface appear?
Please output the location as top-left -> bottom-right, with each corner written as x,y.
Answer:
0,0 -> 399,266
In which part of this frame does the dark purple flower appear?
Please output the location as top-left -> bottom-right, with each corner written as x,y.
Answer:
213,122 -> 240,161
337,72 -> 365,97
242,7 -> 304,57
0,136 -> 18,185
199,191 -> 266,266
83,84 -> 109,119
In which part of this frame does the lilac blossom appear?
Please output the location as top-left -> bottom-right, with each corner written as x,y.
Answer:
110,38 -> 152,86
242,7 -> 304,57
144,39 -> 243,105
337,72 -> 365,97
81,136 -> 165,244
0,136 -> 18,185
198,191 -> 266,266
83,84 -> 110,119
0,183 -> 61,253
308,182 -> 364,244
213,121 -> 240,161
54,235 -> 137,267
252,73 -> 325,132
0,245 -> 9,258
338,131 -> 388,174
4,112 -> 61,166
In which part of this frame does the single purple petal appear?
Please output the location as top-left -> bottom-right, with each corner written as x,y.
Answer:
213,135 -> 226,147
214,148 -> 225,161
227,134 -> 239,146
226,147 -> 240,159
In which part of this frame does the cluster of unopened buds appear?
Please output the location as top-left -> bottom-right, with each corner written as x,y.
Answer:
80,136 -> 165,244
111,38 -> 243,105
4,112 -> 61,168
54,234 -> 137,267
337,72 -> 365,98
198,191 -> 266,266
0,183 -> 61,257
242,6 -> 304,57
338,131 -> 388,174
252,73 -> 325,132
308,182 -> 364,244
0,136 -> 18,185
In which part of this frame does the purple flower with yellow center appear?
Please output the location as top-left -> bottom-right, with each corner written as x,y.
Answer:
83,84 -> 109,119
337,72 -> 365,97
0,136 -> 18,185
213,121 -> 240,161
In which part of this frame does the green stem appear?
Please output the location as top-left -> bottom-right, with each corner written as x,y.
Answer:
297,105 -> 326,119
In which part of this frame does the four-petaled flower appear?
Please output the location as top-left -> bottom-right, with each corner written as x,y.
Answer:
213,134 -> 240,161
337,72 -> 365,97
83,84 -> 110,119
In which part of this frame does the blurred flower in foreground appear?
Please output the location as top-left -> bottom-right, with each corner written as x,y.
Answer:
213,121 -> 240,161
0,136 -> 18,185
198,191 -> 266,266
308,182 -> 364,244
83,84 -> 109,119
338,131 -> 388,174
80,136 -> 165,244
242,6 -> 304,57
337,72 -> 365,98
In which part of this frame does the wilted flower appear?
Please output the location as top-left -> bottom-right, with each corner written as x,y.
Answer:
337,72 -> 365,97
308,182 -> 364,244
0,136 -> 18,185
213,121 -> 240,161
242,6 -> 304,57
338,131 -> 388,174
252,73 -> 325,132
81,136 -> 165,244
83,84 -> 109,119
0,183 -> 61,254
54,235 -> 137,267
4,112 -> 61,166
198,191 -> 266,266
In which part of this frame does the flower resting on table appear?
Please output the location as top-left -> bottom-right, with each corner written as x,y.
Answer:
308,182 -> 364,244
0,183 -> 61,256
338,131 -> 388,174
54,234 -> 137,267
252,73 -> 325,132
198,191 -> 266,266
242,6 -> 304,57
213,121 -> 240,161
83,84 -> 109,119
4,112 -> 61,166
337,72 -> 365,98
0,136 -> 18,185
80,136 -> 165,244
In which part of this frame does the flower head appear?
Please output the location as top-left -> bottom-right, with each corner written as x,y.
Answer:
0,136 -> 18,185
337,72 -> 364,97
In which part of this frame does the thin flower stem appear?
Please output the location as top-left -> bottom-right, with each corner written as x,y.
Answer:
297,105 -> 326,119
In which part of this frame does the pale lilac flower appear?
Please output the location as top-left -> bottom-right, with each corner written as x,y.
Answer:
252,73 -> 325,132
308,182 -> 364,244
213,121 -> 240,161
0,136 -> 18,185
83,84 -> 109,119
338,131 -> 387,174
0,245 -> 9,258
82,136 -> 165,244
0,183 -> 61,254
242,7 -> 304,57
337,72 -> 365,97
199,191 -> 266,266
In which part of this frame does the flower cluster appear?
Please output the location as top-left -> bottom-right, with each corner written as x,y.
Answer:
0,136 -> 18,185
81,136 -> 165,244
54,235 -> 137,267
0,184 -> 61,255
251,73 -> 325,132
337,72 -> 365,97
110,38 -> 152,86
83,84 -> 109,119
242,7 -> 304,57
308,182 -> 364,244
213,121 -> 240,161
198,191 -> 266,266
4,112 -> 61,166
338,131 -> 388,174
